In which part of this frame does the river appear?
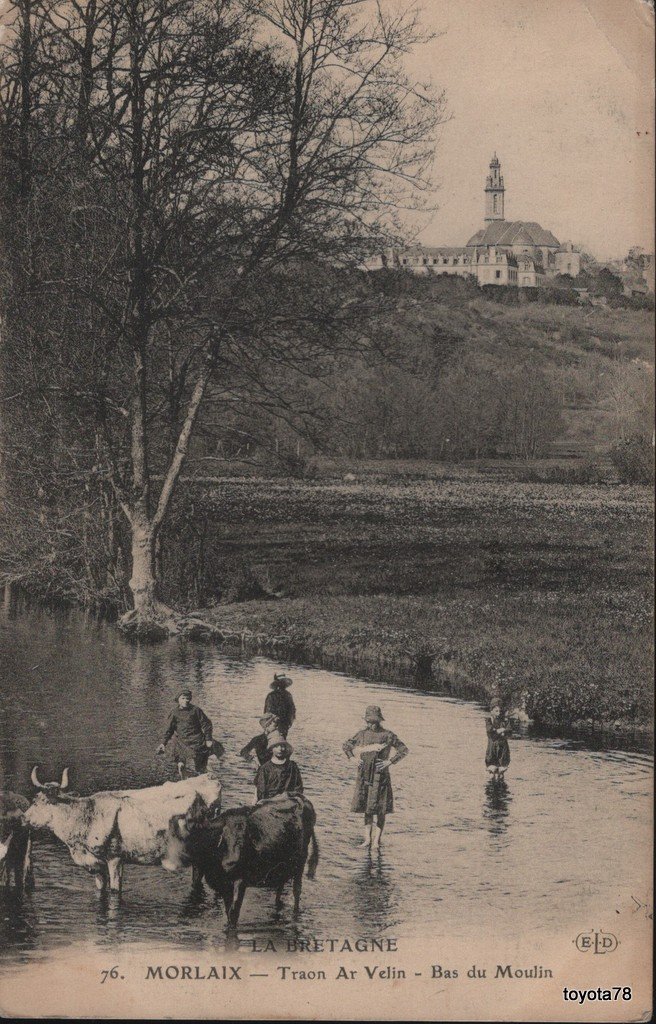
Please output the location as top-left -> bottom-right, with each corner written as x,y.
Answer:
0,605 -> 652,965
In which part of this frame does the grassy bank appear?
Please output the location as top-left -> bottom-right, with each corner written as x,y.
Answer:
180,476 -> 654,734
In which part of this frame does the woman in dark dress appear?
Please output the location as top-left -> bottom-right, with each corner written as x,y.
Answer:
343,705 -> 408,850
240,713 -> 279,765
263,675 -> 296,737
485,703 -> 511,778
254,733 -> 304,802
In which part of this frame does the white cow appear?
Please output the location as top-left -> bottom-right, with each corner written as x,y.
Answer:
25,766 -> 221,892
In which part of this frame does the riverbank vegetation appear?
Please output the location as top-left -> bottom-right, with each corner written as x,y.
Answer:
0,3 -> 652,734
4,473 -> 652,732
190,477 -> 653,732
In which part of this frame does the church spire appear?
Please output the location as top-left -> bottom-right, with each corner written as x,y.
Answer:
484,153 -> 505,221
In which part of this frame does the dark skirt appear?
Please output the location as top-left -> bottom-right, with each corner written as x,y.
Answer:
351,761 -> 394,814
167,737 -> 209,774
167,737 -> 225,774
485,737 -> 510,767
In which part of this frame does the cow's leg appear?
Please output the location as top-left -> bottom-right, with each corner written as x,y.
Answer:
222,889 -> 233,920
227,880 -> 246,931
23,837 -> 35,891
10,856 -> 22,892
292,871 -> 303,917
275,883 -> 285,909
191,864 -> 204,893
13,842 -> 30,891
94,869 -> 107,891
107,857 -> 123,893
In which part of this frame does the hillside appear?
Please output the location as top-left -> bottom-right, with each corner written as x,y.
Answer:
321,273 -> 655,463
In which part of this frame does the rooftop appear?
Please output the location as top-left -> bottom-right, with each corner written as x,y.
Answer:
466,220 -> 561,249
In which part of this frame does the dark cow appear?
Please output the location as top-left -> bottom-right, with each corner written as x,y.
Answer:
162,793 -> 319,930
0,792 -> 34,892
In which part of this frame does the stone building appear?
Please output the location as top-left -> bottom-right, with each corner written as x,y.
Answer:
398,246 -> 474,276
394,243 -> 518,286
385,154 -> 582,287
516,253 -> 544,288
465,154 -> 581,279
554,240 -> 581,278
474,246 -> 518,286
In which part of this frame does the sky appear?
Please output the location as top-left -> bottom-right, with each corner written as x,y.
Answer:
0,0 -> 651,259
410,0 -> 654,259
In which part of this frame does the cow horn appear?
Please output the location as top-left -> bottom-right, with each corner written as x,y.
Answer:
60,767 -> 69,791
31,765 -> 45,789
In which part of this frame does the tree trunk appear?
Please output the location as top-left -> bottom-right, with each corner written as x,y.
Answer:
118,519 -> 171,639
128,516 -> 158,620
120,513 -> 222,641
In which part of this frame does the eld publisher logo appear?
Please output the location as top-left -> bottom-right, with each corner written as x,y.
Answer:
574,929 -> 619,954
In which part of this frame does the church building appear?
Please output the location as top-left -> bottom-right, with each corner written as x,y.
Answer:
388,154 -> 581,286
465,153 -> 580,279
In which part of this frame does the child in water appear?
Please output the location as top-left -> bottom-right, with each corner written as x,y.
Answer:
254,732 -> 304,802
485,703 -> 511,779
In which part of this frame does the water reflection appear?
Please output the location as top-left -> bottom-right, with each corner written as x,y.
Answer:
350,851 -> 397,934
95,892 -> 124,937
483,778 -> 512,836
179,885 -> 211,923
0,891 -> 39,958
0,606 -> 652,966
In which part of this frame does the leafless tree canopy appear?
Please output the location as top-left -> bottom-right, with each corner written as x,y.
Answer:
0,0 -> 447,628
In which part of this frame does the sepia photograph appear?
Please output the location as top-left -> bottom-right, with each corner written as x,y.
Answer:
0,0 -> 653,1018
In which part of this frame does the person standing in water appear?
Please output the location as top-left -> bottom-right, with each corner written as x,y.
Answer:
157,688 -> 215,776
254,732 -> 304,801
485,703 -> 511,779
343,705 -> 408,850
263,674 -> 296,737
240,713 -> 279,765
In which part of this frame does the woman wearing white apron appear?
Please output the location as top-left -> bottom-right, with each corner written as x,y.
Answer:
343,705 -> 408,850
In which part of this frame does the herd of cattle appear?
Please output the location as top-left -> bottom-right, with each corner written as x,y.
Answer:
0,768 -> 319,930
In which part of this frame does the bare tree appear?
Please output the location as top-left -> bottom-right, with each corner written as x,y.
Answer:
1,0 -> 446,634
605,362 -> 655,442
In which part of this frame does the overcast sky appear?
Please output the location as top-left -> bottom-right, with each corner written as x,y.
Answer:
412,0 -> 654,258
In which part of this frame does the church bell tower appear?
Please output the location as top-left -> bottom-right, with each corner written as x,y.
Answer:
484,153 -> 505,221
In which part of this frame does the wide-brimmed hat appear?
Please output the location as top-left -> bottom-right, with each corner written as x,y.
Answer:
177,688 -> 192,699
271,673 -> 293,688
267,731 -> 293,755
364,705 -> 384,722
258,713 -> 278,730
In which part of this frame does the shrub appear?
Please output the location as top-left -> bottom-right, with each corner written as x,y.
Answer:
539,287 -> 580,306
480,284 -> 521,305
608,293 -> 655,312
276,450 -> 320,479
610,434 -> 655,484
515,461 -> 607,485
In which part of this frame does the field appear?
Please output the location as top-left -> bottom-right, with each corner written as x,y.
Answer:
181,474 -> 654,733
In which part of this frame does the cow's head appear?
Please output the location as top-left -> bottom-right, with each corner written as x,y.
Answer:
161,794 -> 211,872
219,810 -> 250,875
24,766 -> 70,827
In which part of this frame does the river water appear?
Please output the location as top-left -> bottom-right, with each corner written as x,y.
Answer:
0,605 -> 652,965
